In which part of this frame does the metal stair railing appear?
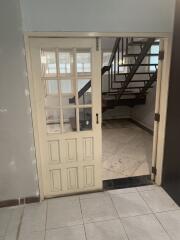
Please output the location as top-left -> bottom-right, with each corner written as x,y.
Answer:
117,38 -> 155,99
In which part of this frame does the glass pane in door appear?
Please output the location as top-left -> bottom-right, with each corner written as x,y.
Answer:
63,108 -> 77,132
76,51 -> 91,75
59,51 -> 72,76
79,107 -> 92,131
46,109 -> 61,133
46,80 -> 58,95
41,50 -> 57,77
78,79 -> 92,105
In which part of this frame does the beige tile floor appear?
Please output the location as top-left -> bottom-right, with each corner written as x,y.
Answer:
102,119 -> 153,180
0,185 -> 179,240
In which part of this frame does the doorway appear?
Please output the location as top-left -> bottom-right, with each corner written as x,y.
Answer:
28,38 -> 102,198
101,37 -> 162,184
26,33 -> 170,199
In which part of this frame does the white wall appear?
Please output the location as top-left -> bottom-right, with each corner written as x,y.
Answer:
20,0 -> 175,33
0,0 -> 39,200
131,86 -> 156,131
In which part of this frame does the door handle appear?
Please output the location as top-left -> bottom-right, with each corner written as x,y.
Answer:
96,113 -> 99,124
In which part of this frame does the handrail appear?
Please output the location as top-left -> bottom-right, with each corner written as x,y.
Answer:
108,38 -> 121,66
117,38 -> 155,99
137,70 -> 157,98
69,80 -> 91,104
69,37 -> 121,103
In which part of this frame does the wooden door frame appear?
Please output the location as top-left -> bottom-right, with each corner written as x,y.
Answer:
24,32 -> 172,200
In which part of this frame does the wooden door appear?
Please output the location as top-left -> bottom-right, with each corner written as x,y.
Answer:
29,38 -> 102,197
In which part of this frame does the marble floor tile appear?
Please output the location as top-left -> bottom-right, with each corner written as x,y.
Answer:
122,214 -> 170,240
85,219 -> 128,240
0,207 -> 12,237
46,196 -> 83,229
111,191 -> 151,218
136,184 -> 160,192
132,161 -> 150,177
20,202 -> 47,234
46,225 -> 86,240
107,187 -> 137,196
102,119 -> 153,180
80,195 -> 118,223
19,231 -> 45,240
5,206 -> 23,240
79,192 -> 108,200
139,188 -> 178,213
156,210 -> 180,240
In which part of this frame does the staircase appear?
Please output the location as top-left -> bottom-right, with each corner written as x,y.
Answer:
69,37 -> 159,126
102,37 -> 159,111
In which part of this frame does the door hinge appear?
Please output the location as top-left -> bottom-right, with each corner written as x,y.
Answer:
152,166 -> 157,175
155,113 -> 160,122
159,51 -> 164,60
96,37 -> 99,51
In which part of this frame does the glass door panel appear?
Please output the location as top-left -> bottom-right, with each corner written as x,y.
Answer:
41,50 -> 57,77
31,37 -> 102,197
78,79 -> 92,105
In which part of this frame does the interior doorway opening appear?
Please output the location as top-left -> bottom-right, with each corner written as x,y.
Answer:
26,33 -> 170,200
100,37 -> 161,184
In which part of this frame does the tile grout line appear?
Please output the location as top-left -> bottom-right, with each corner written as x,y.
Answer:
44,201 -> 48,240
136,189 -> 154,213
119,212 -> 155,220
136,188 -> 180,214
78,196 -> 88,240
108,192 -> 130,240
3,208 -> 14,238
16,206 -> 25,240
153,211 -> 175,240
136,188 -> 174,239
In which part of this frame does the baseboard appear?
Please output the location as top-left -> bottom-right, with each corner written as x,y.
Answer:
129,118 -> 153,135
0,196 -> 40,208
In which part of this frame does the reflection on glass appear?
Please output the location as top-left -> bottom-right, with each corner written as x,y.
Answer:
150,44 -> 160,72
78,79 -> 92,105
45,96 -> 59,108
63,108 -> 76,132
79,108 -> 92,131
76,52 -> 91,74
61,80 -> 72,94
62,94 -> 76,106
61,79 -> 75,106
46,109 -> 61,133
59,52 -> 71,75
41,51 -> 56,77
46,80 -> 58,95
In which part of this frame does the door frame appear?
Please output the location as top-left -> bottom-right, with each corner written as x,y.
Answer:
24,32 -> 172,200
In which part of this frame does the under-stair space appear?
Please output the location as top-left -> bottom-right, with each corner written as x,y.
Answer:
101,37 -> 160,181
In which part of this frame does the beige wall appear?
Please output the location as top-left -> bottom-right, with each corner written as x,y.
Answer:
131,86 -> 156,131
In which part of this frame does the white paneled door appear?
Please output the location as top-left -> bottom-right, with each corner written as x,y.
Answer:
29,38 -> 102,197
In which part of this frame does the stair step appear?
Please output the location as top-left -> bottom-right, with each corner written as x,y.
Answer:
110,86 -> 153,90
114,80 -> 152,83
121,63 -> 158,67
117,72 -> 156,75
124,53 -> 159,57
102,98 -> 146,108
128,41 -> 159,46
103,91 -> 146,96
